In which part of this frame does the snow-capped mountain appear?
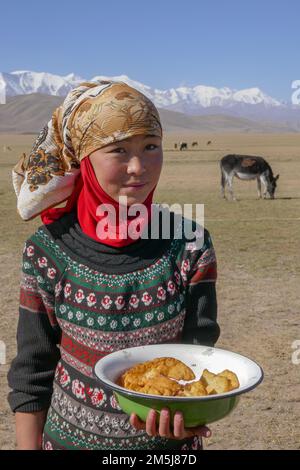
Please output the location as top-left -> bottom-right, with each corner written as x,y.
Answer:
91,74 -> 282,109
0,70 -> 84,99
0,70 -> 282,107
1,70 -> 300,126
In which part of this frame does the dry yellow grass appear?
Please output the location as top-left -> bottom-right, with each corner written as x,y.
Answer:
0,132 -> 299,449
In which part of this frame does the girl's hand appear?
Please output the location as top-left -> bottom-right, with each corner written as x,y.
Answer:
130,408 -> 211,440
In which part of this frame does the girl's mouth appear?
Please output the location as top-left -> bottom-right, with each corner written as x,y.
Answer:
124,183 -> 147,189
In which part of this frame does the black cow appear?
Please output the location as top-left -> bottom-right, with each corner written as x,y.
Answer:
180,142 -> 188,150
220,154 -> 279,200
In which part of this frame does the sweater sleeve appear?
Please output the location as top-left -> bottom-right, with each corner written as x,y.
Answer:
181,227 -> 220,347
7,239 -> 62,413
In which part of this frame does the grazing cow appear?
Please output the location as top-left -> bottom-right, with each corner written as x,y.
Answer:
180,142 -> 188,150
220,154 -> 279,200
207,140 -> 212,145
192,141 -> 198,147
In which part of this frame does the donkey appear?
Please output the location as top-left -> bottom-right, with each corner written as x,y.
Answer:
220,154 -> 279,200
180,142 -> 188,150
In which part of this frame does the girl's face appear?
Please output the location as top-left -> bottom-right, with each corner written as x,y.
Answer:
89,134 -> 163,205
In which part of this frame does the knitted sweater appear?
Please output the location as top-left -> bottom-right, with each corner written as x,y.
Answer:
7,209 -> 219,450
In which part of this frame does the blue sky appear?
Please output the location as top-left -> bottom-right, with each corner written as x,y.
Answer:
0,0 -> 299,100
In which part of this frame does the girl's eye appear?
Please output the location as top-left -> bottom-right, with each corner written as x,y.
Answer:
146,144 -> 158,151
111,144 -> 158,153
110,148 -> 126,154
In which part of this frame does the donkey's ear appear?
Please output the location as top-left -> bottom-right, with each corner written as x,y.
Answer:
275,174 -> 280,180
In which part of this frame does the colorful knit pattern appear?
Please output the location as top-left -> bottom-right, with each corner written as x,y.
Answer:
15,223 -> 217,450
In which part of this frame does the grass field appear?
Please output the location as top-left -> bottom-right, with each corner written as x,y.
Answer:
0,132 -> 299,449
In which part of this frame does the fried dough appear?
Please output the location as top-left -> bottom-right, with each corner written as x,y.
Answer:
218,369 -> 240,391
118,357 -> 240,397
121,357 -> 195,382
121,368 -> 182,396
201,369 -> 231,394
178,379 -> 207,397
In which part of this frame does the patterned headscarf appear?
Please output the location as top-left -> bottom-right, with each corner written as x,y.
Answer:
12,81 -> 163,221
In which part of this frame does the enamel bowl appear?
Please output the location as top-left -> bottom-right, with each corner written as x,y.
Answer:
94,344 -> 263,427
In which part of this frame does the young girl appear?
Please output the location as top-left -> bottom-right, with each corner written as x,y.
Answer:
7,81 -> 220,450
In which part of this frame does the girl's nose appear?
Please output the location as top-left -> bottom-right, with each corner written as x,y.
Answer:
127,155 -> 146,175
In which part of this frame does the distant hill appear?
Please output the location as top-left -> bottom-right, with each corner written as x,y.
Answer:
0,94 -> 63,133
157,108 -> 297,133
1,70 -> 300,128
0,93 -> 297,134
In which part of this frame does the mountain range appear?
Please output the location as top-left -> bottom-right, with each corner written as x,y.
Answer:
1,70 -> 300,133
